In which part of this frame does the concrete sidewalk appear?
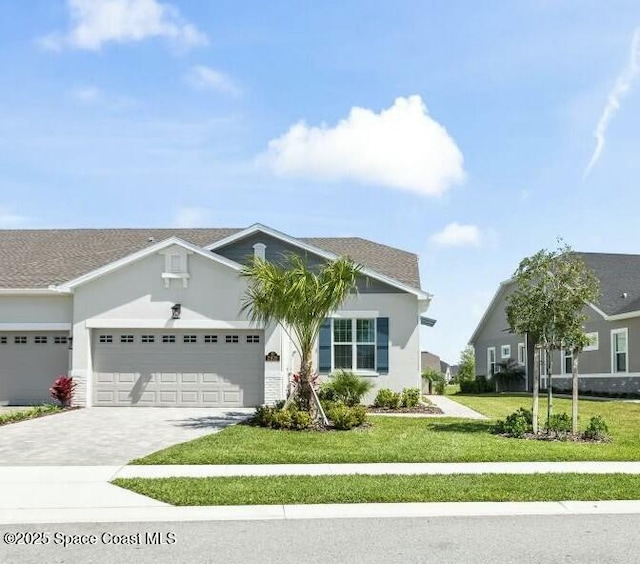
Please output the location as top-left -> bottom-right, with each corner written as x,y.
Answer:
424,395 -> 488,419
2,464 -> 640,524
115,460 -> 640,479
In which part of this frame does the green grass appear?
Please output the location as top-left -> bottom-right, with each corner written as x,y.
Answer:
114,473 -> 640,505
131,395 -> 640,465
0,404 -> 63,426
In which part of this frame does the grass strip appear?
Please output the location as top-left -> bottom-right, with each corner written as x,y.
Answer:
113,473 -> 640,506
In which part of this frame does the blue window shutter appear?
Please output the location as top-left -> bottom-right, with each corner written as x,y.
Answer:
376,317 -> 389,374
318,318 -> 332,373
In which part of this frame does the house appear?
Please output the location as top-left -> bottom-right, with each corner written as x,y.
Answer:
0,223 -> 432,407
469,252 -> 640,395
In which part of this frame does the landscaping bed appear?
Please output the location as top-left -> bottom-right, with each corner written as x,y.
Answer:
113,473 -> 640,506
367,403 -> 443,415
0,404 -> 66,426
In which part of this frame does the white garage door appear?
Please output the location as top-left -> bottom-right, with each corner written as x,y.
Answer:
92,330 -> 264,407
0,332 -> 70,405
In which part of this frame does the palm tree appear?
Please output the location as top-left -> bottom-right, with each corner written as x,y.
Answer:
240,253 -> 362,420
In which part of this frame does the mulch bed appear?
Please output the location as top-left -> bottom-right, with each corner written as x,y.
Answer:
367,404 -> 444,415
496,431 -> 611,443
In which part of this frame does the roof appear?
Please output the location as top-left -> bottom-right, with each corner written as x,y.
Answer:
0,228 -> 421,290
578,252 -> 640,316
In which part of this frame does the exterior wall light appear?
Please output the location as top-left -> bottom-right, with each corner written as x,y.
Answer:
171,303 -> 181,320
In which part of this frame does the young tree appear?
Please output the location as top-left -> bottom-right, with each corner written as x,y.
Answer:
240,253 -> 362,422
505,243 -> 599,434
457,345 -> 475,383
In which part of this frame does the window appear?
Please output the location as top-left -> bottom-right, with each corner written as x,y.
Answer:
487,347 -> 496,376
611,328 -> 628,373
141,335 -> 155,344
204,335 -> 218,344
34,336 -> 48,344
170,254 -> 182,273
183,335 -> 197,343
331,318 -> 376,371
517,343 -> 526,365
54,336 -> 68,345
120,335 -> 134,343
99,335 -> 113,344
14,336 -> 27,345
500,344 -> 511,359
0,336 -> 6,344
225,335 -> 239,344
562,349 -> 573,375
584,332 -> 599,351
246,335 -> 260,343
162,335 -> 176,344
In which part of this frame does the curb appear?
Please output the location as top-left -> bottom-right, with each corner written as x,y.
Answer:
3,500 -> 640,525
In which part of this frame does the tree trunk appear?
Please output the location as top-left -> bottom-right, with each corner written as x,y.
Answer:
546,348 -> 553,432
297,356 -> 314,412
572,351 -> 579,434
532,345 -> 539,434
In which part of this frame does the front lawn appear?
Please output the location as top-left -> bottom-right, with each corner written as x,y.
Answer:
114,473 -> 640,505
131,396 -> 640,464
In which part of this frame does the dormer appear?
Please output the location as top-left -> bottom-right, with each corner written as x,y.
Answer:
159,245 -> 193,288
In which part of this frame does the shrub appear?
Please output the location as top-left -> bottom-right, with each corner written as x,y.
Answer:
251,401 -> 313,431
495,407 -> 533,438
49,375 -> 77,407
373,388 -> 401,409
546,412 -> 571,436
422,369 -> 446,395
327,404 -> 367,430
320,370 -> 373,406
584,415 -> 609,440
401,387 -> 421,407
459,376 -> 493,394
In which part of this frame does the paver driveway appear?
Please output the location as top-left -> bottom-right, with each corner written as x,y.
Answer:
0,407 -> 253,466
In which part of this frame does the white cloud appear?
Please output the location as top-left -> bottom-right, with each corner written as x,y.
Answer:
260,95 -> 465,196
72,86 -> 102,103
185,65 -> 241,96
430,222 -> 481,247
584,27 -> 640,177
0,207 -> 28,228
172,207 -> 210,228
40,0 -> 208,51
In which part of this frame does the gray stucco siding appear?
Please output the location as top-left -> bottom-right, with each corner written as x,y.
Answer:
214,233 -> 403,294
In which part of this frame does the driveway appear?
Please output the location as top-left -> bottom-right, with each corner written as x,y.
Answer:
0,407 -> 253,466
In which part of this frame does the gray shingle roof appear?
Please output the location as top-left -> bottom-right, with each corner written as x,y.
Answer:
0,228 -> 421,290
579,252 -> 640,315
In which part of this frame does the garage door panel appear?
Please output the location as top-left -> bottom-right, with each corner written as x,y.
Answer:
93,330 -> 264,407
0,331 -> 70,405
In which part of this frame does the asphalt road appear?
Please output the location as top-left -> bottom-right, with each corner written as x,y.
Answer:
1,514 -> 639,564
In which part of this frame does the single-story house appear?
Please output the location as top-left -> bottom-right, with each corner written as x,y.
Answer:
469,252 -> 640,395
420,351 -> 452,381
0,223 -> 432,407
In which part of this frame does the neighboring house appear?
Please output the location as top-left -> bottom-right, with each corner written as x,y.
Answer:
421,351 -> 441,373
469,252 -> 640,395
440,360 -> 452,382
449,364 -> 459,381
0,223 -> 432,407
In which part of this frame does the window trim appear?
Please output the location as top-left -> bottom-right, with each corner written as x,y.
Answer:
487,347 -> 496,377
517,342 -> 526,365
500,344 -> 511,359
561,348 -> 573,375
611,328 -> 629,373
330,318 -> 377,374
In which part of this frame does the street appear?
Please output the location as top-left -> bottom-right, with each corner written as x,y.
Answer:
1,514 -> 638,564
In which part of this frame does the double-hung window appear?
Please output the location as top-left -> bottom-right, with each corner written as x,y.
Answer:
611,328 -> 628,373
487,347 -> 496,376
332,318 -> 376,371
517,343 -> 526,365
562,349 -> 573,374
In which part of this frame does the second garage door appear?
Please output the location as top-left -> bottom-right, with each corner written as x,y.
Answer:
93,330 -> 264,407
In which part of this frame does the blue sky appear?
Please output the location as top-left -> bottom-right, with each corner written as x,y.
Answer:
1,1 -> 640,363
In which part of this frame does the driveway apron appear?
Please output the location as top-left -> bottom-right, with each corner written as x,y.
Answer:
0,407 -> 252,466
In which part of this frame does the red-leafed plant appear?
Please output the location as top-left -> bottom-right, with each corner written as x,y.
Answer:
49,375 -> 77,408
